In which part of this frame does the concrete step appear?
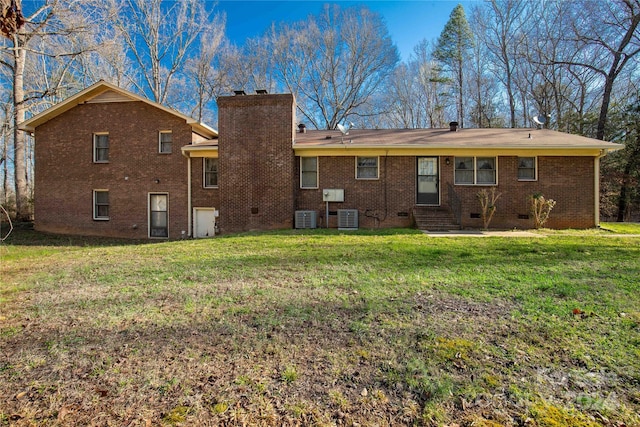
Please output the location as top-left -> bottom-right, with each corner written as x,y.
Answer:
413,207 -> 460,231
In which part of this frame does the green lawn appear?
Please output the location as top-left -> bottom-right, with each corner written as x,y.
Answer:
600,221 -> 640,235
1,228 -> 639,426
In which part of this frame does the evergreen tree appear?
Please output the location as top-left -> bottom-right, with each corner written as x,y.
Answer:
433,4 -> 474,128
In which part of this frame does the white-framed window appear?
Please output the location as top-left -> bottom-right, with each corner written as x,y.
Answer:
300,157 -> 318,188
159,131 -> 172,153
93,190 -> 109,220
149,193 -> 169,238
356,156 -> 379,179
93,133 -> 109,163
203,158 -> 218,188
518,157 -> 537,181
454,157 -> 497,185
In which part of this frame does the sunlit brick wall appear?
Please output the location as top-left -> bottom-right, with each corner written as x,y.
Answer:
34,101 -> 191,238
217,93 -> 296,233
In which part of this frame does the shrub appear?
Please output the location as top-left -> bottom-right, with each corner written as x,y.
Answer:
477,188 -> 501,230
530,193 -> 556,228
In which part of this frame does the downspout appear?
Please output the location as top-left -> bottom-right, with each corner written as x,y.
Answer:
594,150 -> 606,228
187,157 -> 192,237
181,148 -> 193,237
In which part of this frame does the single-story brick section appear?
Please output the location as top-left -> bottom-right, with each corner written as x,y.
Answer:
19,81 -> 623,238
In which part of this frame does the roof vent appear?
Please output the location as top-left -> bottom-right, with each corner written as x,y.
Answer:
256,89 -> 268,95
449,121 -> 459,132
234,90 -> 246,96
298,123 -> 306,133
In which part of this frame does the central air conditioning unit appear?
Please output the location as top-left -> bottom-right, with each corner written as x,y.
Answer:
295,210 -> 317,229
337,209 -> 358,230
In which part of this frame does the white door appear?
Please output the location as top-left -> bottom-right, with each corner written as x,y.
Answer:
194,208 -> 216,238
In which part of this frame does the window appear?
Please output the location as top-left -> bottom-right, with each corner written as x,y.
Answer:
455,157 -> 474,184
356,156 -> 379,179
93,133 -> 109,162
477,157 -> 496,184
204,158 -> 218,188
93,190 -> 109,220
149,193 -> 168,238
518,157 -> 536,181
159,131 -> 172,153
454,157 -> 497,185
300,157 -> 318,188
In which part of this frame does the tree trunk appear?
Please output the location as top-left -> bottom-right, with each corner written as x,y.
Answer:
458,62 -> 464,128
12,32 -> 29,221
595,6 -> 640,140
596,74 -> 615,141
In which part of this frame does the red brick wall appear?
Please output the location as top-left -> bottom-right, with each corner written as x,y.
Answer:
295,156 -> 415,228
190,157 -> 220,210
294,155 -> 596,230
34,101 -> 192,238
217,94 -> 296,233
448,156 -> 596,229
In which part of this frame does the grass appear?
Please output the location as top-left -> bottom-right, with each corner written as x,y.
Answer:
600,221 -> 640,235
1,227 -> 639,426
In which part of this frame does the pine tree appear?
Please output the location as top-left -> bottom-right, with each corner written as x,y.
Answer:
433,4 -> 474,128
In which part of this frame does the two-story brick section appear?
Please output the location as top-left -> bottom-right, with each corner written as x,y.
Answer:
20,81 -> 622,238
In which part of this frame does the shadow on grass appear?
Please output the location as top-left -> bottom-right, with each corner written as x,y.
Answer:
1,226 -> 425,248
1,227 -> 156,248
2,283 -> 638,425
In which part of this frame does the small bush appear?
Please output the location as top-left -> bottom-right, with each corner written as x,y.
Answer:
530,193 -> 556,228
477,188 -> 501,230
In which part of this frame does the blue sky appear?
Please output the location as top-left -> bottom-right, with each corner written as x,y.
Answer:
216,1 -> 479,61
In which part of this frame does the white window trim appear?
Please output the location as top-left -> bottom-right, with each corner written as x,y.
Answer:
93,189 -> 109,220
93,132 -> 109,163
355,156 -> 379,180
159,130 -> 172,154
454,156 -> 498,186
203,158 -> 218,188
148,192 -> 169,239
300,156 -> 319,189
517,156 -> 538,182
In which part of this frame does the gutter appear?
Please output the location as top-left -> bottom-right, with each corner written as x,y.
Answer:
292,143 -> 624,151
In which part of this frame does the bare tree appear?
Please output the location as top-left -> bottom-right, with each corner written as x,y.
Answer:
217,36 -> 278,98
554,0 -> 640,140
413,41 -> 450,129
184,17 -> 226,123
384,39 -> 452,129
472,0 -> 527,128
265,4 -> 399,130
1,0 -> 97,220
107,0 -> 217,106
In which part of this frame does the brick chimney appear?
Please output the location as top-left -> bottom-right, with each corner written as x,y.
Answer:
217,93 -> 296,233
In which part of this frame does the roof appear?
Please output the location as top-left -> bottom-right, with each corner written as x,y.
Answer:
18,80 -> 218,139
293,128 -> 623,156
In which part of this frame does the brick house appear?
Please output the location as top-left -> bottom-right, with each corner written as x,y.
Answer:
20,81 -> 622,238
19,81 -> 217,239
